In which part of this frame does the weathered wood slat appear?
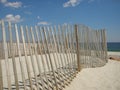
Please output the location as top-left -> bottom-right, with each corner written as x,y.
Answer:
21,26 -> 35,90
24,26 -> 40,90
39,27 -> 53,90
15,24 -> 27,90
35,26 -> 49,90
1,20 -> 11,90
8,22 -> 19,90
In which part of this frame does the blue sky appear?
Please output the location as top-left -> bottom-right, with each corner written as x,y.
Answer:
0,0 -> 120,42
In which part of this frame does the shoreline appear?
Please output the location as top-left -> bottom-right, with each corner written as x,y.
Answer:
108,51 -> 120,62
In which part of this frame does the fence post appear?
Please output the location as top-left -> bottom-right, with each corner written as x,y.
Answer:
102,29 -> 108,62
74,24 -> 81,72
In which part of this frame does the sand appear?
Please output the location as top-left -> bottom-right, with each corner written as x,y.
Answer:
64,51 -> 120,90
1,52 -> 120,90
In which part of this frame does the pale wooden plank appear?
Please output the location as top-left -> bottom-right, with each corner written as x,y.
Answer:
1,20 -> 11,90
8,22 -> 19,90
15,24 -> 27,90
21,26 -> 35,90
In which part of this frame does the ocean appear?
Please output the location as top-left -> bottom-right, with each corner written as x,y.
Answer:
107,42 -> 120,51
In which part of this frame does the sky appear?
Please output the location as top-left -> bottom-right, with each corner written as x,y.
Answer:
0,0 -> 120,42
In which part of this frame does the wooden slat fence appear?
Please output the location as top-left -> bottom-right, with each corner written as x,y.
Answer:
0,20 -> 107,90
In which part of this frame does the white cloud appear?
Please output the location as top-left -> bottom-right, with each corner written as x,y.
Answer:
63,23 -> 68,26
37,21 -> 51,25
37,16 -> 41,19
5,1 -> 22,8
0,0 -> 7,3
63,0 -> 82,7
0,0 -> 22,8
63,0 -> 96,7
88,0 -> 95,3
4,14 -> 23,23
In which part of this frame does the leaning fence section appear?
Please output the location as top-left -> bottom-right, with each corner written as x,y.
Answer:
0,20 -> 107,90
77,25 -> 108,68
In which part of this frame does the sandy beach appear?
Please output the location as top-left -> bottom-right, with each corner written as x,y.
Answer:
1,51 -> 120,90
64,51 -> 120,90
